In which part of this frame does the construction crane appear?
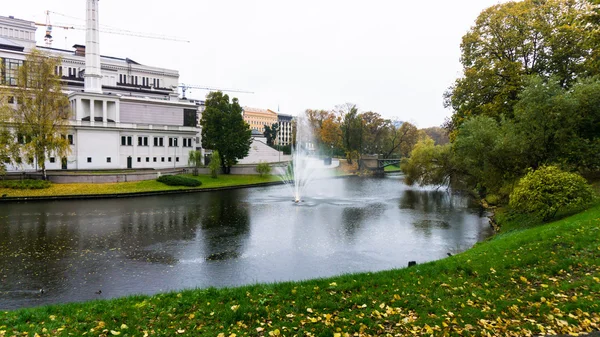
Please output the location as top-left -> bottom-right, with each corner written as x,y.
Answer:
178,84 -> 254,99
35,10 -> 75,47
35,10 -> 189,47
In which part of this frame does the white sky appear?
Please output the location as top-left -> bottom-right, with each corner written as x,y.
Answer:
4,0 -> 506,128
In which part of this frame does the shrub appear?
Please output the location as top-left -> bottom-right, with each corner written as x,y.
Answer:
0,179 -> 52,189
208,150 -> 221,179
157,175 -> 202,187
256,161 -> 272,177
509,166 -> 595,221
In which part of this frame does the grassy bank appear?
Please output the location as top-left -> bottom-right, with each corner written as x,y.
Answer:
0,174 -> 281,198
1,206 -> 599,336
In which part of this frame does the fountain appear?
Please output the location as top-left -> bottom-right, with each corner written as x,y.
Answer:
277,113 -> 335,203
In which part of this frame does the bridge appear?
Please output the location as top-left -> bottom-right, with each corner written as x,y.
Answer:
359,155 -> 401,174
377,158 -> 401,168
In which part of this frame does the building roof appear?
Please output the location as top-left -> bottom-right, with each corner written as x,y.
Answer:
0,36 -> 25,52
37,46 -> 143,66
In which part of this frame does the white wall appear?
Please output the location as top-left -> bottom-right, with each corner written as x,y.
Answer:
76,129 -> 121,169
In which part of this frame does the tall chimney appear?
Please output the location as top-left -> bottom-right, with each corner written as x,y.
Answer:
84,0 -> 102,93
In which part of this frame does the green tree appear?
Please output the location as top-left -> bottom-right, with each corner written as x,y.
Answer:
401,139 -> 460,187
446,0 -> 596,131
208,150 -> 221,178
4,50 -> 71,180
187,150 -> 202,176
263,123 -> 279,147
200,92 -> 252,174
339,104 -> 363,164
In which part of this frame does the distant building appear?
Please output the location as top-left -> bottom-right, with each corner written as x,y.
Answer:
242,107 -> 278,134
277,113 -> 293,146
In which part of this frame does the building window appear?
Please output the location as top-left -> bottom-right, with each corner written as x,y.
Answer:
169,137 -> 178,147
154,137 -> 164,147
146,157 -> 149,162
107,157 -> 111,163
176,157 -> 179,162
121,136 -> 132,146
2,58 -> 23,86
68,135 -> 74,145
49,157 -> 55,163
137,157 -> 141,162
161,157 -> 165,162
87,157 -> 92,163
168,157 -> 172,162
138,136 -> 148,146
153,157 -> 157,162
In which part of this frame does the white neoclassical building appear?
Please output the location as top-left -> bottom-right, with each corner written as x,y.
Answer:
0,2 -> 203,172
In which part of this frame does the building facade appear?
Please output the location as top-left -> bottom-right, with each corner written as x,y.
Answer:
277,113 -> 293,146
1,7 -> 204,172
242,107 -> 278,134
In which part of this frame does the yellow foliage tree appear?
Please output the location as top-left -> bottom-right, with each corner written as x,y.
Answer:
5,49 -> 71,179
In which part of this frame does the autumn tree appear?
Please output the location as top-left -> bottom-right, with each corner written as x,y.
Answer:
446,0 -> 597,131
3,50 -> 71,180
380,122 -> 421,159
319,114 -> 342,155
0,100 -> 20,176
422,126 -> 449,145
361,111 -> 389,155
200,91 -> 252,174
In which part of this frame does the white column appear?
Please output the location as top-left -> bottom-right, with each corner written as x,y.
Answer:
102,100 -> 107,126
90,99 -> 95,126
76,98 -> 83,120
84,0 -> 103,93
115,99 -> 120,123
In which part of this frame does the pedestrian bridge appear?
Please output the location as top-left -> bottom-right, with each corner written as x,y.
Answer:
359,155 -> 401,172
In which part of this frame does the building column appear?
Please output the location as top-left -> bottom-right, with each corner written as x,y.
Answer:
76,98 -> 83,121
115,99 -> 120,123
102,100 -> 107,126
90,99 -> 95,126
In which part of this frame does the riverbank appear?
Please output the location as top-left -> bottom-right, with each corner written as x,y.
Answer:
0,174 -> 282,201
1,204 -> 598,336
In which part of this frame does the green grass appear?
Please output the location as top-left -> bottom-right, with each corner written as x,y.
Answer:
0,174 -> 281,198
384,164 -> 401,172
1,205 -> 599,336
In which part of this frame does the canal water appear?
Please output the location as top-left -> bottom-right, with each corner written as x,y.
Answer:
0,176 -> 492,309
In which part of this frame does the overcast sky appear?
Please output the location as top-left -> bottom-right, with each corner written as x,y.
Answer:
4,1 -> 507,128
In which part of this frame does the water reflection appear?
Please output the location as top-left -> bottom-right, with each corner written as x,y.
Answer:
0,177 -> 491,310
200,191 -> 250,261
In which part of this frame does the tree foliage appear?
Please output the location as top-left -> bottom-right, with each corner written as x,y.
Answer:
200,92 -> 251,174
446,0 -> 597,131
187,150 -> 202,176
255,161 -> 272,177
208,150 -> 221,179
263,123 -> 279,147
1,49 -> 71,179
509,166 -> 595,220
401,139 -> 460,187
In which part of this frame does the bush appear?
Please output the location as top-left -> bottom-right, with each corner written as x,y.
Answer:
157,175 -> 202,187
208,151 -> 221,179
0,179 -> 52,190
256,161 -> 272,177
509,166 -> 595,221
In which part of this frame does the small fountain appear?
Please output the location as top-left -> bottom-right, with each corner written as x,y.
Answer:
277,113 -> 335,203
